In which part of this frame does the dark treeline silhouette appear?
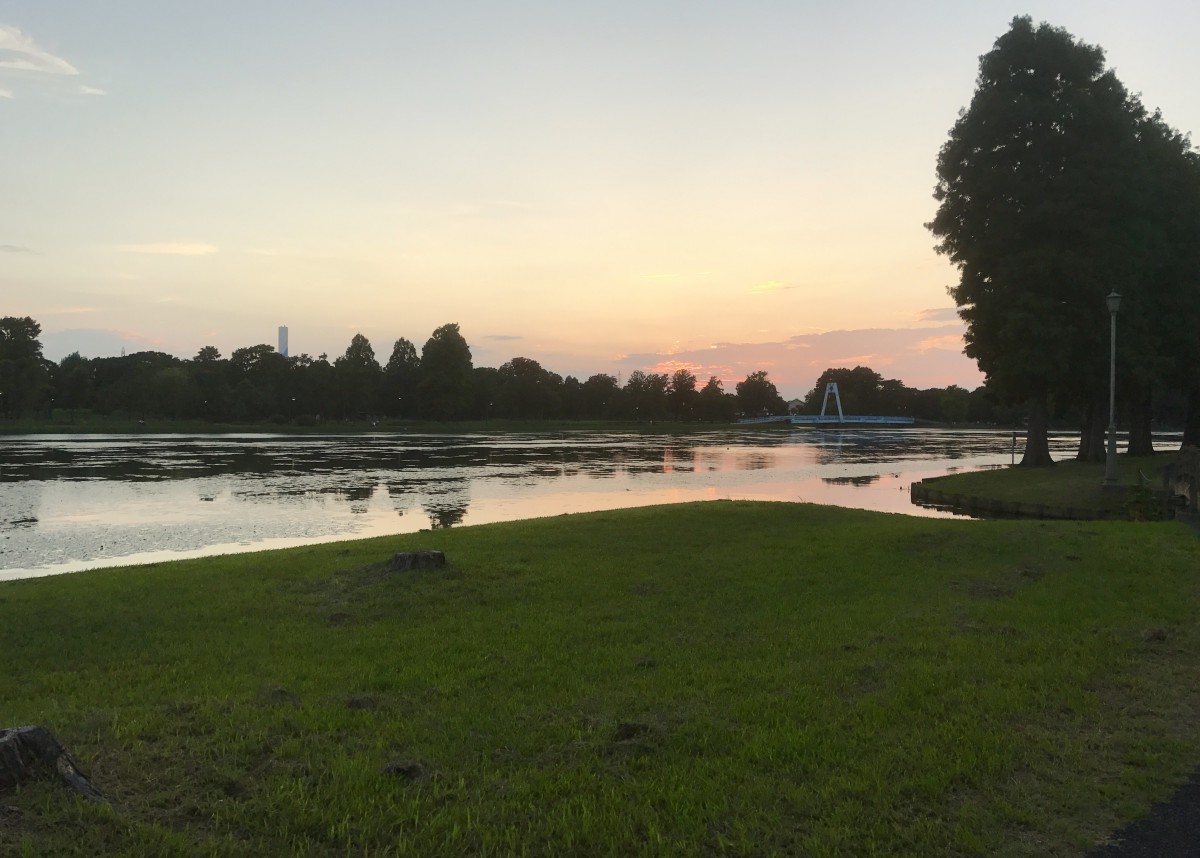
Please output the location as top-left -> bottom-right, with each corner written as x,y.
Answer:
3,317 -> 1023,426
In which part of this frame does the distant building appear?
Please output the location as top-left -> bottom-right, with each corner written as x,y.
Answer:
278,325 -> 289,357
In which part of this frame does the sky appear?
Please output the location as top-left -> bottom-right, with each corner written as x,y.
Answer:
3,1 -> 1198,399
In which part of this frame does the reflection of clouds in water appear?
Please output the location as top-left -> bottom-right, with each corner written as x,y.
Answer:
1,429 -> 1159,578
662,445 -> 696,474
821,474 -> 881,486
694,448 -> 727,472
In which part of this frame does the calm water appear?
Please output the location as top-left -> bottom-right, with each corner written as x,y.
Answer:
0,429 -> 1105,580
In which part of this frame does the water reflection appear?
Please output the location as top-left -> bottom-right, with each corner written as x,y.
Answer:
0,429 -> 1175,580
822,474 -> 881,486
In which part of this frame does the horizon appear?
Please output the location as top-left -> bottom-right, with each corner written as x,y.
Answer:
5,2 -> 1198,401
36,318 -> 978,400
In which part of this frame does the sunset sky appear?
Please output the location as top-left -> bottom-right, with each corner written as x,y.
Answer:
3,1 -> 1198,399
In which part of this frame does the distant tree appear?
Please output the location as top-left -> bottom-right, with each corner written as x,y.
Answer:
470,366 -> 502,419
194,345 -> 221,364
230,344 -> 279,377
695,376 -> 737,422
419,323 -> 474,421
736,371 -> 786,416
560,375 -> 584,419
300,354 -> 336,421
334,333 -> 382,419
938,386 -> 972,424
189,347 -> 231,420
800,367 -> 890,416
152,366 -> 201,418
623,371 -> 668,420
384,337 -> 420,418
92,351 -> 183,418
928,16 -> 1154,465
55,352 -> 93,421
580,374 -> 621,419
230,344 -> 289,417
496,357 -> 559,419
667,368 -> 698,420
0,316 -> 50,417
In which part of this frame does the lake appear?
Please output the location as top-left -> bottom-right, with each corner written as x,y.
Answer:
0,428 -> 1141,581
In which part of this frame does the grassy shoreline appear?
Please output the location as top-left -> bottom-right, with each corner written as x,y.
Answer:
2,501 -> 1199,855
920,453 -> 1175,519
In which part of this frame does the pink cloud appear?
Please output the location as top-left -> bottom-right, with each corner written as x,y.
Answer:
915,334 -> 964,352
614,324 -> 983,399
822,353 -> 892,367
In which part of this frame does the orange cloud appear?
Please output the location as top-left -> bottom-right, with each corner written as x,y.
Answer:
915,334 -> 964,352
613,324 -> 983,398
645,358 -> 707,377
821,353 -> 893,367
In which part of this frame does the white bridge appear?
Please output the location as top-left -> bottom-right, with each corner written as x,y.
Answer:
740,382 -> 915,427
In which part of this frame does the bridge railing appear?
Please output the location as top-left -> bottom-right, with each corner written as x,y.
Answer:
736,415 -> 793,424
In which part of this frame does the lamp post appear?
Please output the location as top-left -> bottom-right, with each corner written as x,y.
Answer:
1103,291 -> 1122,488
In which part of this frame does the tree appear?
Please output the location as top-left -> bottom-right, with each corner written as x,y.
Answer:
800,366 -> 893,416
580,374 -> 621,419
384,337 -> 420,418
667,368 -> 698,420
91,351 -> 183,418
0,316 -> 50,418
623,371 -> 668,420
496,357 -> 559,419
928,17 -> 1150,466
1130,117 -> 1200,451
189,347 -> 230,420
736,371 -> 786,416
230,344 -> 279,377
230,344 -> 289,418
419,323 -> 474,421
334,333 -> 381,418
695,376 -> 737,422
55,352 -> 93,420
560,375 -> 584,419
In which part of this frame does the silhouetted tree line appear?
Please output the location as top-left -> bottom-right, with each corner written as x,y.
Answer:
795,366 -> 1021,425
2,318 -> 1030,426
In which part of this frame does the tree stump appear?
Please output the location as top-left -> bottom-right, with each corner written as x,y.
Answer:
389,550 -> 446,572
0,726 -> 106,804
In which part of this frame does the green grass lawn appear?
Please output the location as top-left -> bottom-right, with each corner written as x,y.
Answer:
2,502 -> 1199,856
923,453 -> 1174,517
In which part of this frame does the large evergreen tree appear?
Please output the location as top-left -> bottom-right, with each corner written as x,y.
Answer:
334,333 -> 382,419
928,17 -> 1149,466
384,337 -> 420,418
418,323 -> 474,421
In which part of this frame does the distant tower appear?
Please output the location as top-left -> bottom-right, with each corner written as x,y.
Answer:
278,325 -> 289,357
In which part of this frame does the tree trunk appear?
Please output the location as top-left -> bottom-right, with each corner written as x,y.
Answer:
1127,387 -> 1154,457
1020,394 -> 1055,467
1076,393 -> 1106,462
0,726 -> 106,804
1184,385 -> 1200,449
